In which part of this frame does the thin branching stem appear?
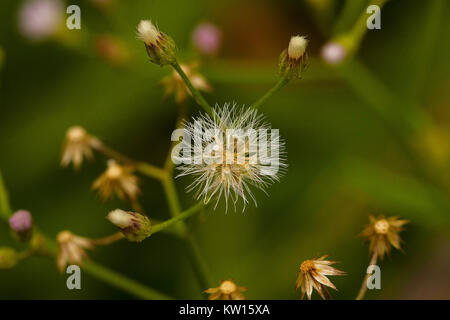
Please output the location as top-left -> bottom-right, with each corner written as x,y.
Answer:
171,60 -> 214,115
90,231 -> 125,245
356,251 -> 378,300
151,202 -> 204,234
250,77 -> 290,109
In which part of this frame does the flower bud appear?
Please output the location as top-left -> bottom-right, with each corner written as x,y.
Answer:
192,23 -> 222,56
106,209 -> 151,242
137,20 -> 176,66
9,210 -> 33,242
321,41 -> 347,65
278,35 -> 309,79
0,247 -> 18,269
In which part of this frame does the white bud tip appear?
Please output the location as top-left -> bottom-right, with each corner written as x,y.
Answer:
321,42 -> 347,65
107,209 -> 132,228
137,20 -> 159,46
288,35 -> 308,59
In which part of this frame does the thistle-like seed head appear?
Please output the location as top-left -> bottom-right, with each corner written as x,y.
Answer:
106,209 -> 151,242
175,103 -> 287,211
61,126 -> 96,170
56,230 -> 94,272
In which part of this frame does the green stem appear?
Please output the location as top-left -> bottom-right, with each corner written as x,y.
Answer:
171,60 -> 213,115
161,174 -> 212,290
151,202 -> 204,234
83,261 -> 172,300
137,162 -> 167,181
0,170 -> 12,219
250,77 -> 290,109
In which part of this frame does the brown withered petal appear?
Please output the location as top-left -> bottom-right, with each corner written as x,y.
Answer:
296,256 -> 345,300
360,215 -> 409,259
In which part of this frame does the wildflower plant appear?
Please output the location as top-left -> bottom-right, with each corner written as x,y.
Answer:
4,0 -> 445,301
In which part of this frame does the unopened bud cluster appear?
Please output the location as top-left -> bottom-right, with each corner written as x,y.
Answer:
279,35 -> 309,79
137,20 -> 176,66
107,209 -> 151,242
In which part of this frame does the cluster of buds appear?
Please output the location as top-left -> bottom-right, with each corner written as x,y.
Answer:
137,20 -> 176,66
279,35 -> 309,79
106,209 -> 151,242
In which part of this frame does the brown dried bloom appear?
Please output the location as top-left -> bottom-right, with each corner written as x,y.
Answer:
161,62 -> 211,104
204,279 -> 248,300
61,126 -> 100,169
56,230 -> 94,272
360,215 -> 409,259
92,160 -> 140,203
295,255 -> 345,300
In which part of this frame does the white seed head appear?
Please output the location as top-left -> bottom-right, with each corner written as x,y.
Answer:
106,209 -> 132,229
288,35 -> 308,60
175,103 -> 287,211
137,20 -> 159,46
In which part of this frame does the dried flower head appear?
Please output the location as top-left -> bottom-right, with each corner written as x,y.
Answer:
360,215 -> 409,259
175,103 -> 286,210
9,210 -> 33,242
279,35 -> 309,79
106,209 -> 151,242
56,230 -> 94,272
161,62 -> 211,104
295,255 -> 345,300
92,160 -> 140,203
61,126 -> 99,169
204,279 -> 248,300
137,20 -> 176,66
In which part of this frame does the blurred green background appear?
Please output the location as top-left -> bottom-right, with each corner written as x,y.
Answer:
0,0 -> 449,299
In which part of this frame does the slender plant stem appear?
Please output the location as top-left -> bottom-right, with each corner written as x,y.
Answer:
250,77 -> 290,109
161,174 -> 212,290
0,169 -> 171,300
356,251 -> 378,300
91,231 -> 125,245
92,139 -> 167,181
83,261 -> 172,300
0,170 -> 12,219
151,202 -> 204,234
171,60 -> 213,115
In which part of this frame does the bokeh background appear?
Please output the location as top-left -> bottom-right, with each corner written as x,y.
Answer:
0,0 -> 449,299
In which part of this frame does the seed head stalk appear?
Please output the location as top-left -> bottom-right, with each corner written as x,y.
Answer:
356,250 -> 378,300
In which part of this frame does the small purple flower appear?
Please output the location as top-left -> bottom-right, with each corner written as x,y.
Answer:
192,23 -> 222,55
9,210 -> 33,241
18,0 -> 64,41
321,42 -> 347,65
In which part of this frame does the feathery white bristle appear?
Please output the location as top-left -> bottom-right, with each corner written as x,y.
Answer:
137,20 -> 159,45
288,35 -> 308,59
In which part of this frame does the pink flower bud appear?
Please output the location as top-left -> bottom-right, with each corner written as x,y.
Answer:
192,23 -> 222,55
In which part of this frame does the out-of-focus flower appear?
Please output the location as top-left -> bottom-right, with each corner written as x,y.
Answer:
0,247 -> 19,269
9,210 -> 33,242
95,35 -> 131,66
295,255 -> 345,300
92,160 -> 140,203
176,103 -> 286,210
204,279 -> 248,300
18,0 -> 64,41
360,215 -> 409,259
192,23 -> 222,55
321,41 -> 347,65
161,62 -> 212,104
279,35 -> 309,79
61,126 -> 100,170
106,209 -> 151,242
56,230 -> 94,272
137,20 -> 176,66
